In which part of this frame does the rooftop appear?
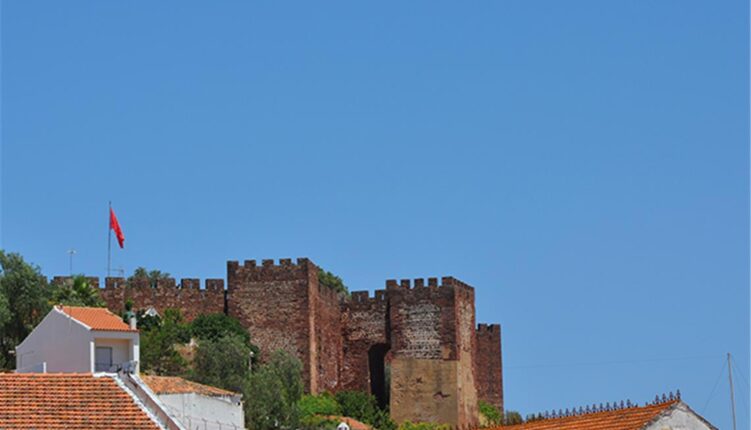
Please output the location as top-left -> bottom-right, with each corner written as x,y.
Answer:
492,398 -> 682,430
0,373 -> 159,429
140,375 -> 240,398
57,305 -> 137,332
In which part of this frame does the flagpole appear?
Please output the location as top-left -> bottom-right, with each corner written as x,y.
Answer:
107,201 -> 112,277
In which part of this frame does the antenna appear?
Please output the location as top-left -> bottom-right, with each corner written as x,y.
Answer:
727,353 -> 737,430
66,249 -> 77,275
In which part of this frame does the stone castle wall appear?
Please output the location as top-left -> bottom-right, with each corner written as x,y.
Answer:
226,258 -> 318,391
51,276 -> 225,322
475,324 -> 503,412
59,257 -> 502,428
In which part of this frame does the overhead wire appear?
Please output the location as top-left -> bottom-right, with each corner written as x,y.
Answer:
701,358 -> 727,415
505,354 -> 722,370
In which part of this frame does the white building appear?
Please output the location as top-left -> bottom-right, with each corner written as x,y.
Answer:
15,305 -> 139,373
141,375 -> 244,430
14,305 -> 245,430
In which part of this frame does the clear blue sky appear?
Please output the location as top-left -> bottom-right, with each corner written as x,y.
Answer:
1,1 -> 748,428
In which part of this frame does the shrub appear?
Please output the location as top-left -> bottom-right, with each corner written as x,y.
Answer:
334,391 -> 395,430
478,401 -> 502,426
503,411 -> 523,425
299,393 -> 342,417
397,422 -> 451,430
300,414 -> 339,430
318,269 -> 348,295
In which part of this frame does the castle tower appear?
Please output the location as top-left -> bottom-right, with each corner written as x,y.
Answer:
226,258 -> 344,393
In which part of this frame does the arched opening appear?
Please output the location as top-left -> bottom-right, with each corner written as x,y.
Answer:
368,344 -> 390,409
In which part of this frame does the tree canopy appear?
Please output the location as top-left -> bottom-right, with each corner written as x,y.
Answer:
318,269 -> 348,295
0,251 -> 51,369
50,275 -> 105,307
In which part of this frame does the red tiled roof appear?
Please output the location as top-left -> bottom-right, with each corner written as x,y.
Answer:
141,375 -> 239,398
58,306 -> 137,332
491,400 -> 678,430
0,373 -> 160,429
324,415 -> 372,430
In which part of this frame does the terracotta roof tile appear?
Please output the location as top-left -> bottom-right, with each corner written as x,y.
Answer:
490,400 -> 678,430
324,415 -> 372,430
0,373 -> 160,429
58,306 -> 137,332
141,375 -> 240,398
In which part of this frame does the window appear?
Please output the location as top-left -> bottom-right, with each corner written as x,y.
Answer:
95,347 -> 113,372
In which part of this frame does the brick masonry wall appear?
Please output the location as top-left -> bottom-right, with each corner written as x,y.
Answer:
387,278 -> 458,360
52,276 -> 225,322
312,279 -> 345,393
454,284 -> 478,427
475,324 -> 503,412
341,289 -> 389,392
226,258 -> 317,392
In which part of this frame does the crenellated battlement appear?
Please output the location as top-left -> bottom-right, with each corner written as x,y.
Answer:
228,257 -> 315,286
347,289 -> 389,311
55,275 -> 229,321
476,323 -> 501,334
385,276 -> 474,291
55,276 -> 227,292
228,257 -> 312,271
51,276 -> 101,289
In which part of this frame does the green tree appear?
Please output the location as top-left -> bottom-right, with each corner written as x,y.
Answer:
190,334 -> 250,394
503,411 -> 523,425
298,392 -> 342,418
191,313 -> 250,344
478,401 -> 502,426
190,313 -> 260,366
127,267 -> 171,288
50,275 -> 105,307
334,391 -> 396,430
245,350 -> 304,430
318,269 -> 348,295
0,251 -> 51,369
397,422 -> 451,430
140,308 -> 190,375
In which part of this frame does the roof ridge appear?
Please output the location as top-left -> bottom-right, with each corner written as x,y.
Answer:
521,391 -> 681,423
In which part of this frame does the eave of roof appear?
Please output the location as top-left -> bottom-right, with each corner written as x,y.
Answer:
57,305 -> 138,333
140,375 -> 240,398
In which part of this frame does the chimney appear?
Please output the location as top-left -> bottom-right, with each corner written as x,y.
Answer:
129,313 -> 137,330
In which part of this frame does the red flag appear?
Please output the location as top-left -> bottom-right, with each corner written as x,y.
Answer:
109,207 -> 125,248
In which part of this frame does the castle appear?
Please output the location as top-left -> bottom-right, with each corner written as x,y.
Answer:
55,257 -> 503,427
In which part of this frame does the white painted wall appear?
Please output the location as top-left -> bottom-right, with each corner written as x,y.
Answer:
16,309 -> 92,373
646,403 -> 717,430
95,338 -> 130,371
158,393 -> 244,430
15,308 -> 139,373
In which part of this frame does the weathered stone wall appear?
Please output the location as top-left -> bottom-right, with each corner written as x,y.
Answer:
454,285 -> 478,427
53,276 -> 225,322
386,278 -> 480,427
387,278 -> 458,360
475,324 -> 503,412
341,290 -> 389,392
312,277 -> 345,393
226,258 -> 317,391
390,358 -> 459,425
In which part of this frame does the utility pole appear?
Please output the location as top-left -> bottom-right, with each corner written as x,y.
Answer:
67,249 -> 77,275
727,352 -> 737,430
